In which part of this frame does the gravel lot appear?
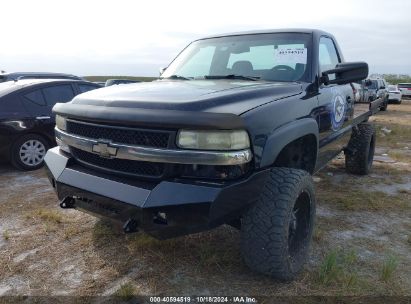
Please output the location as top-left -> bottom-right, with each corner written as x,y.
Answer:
0,101 -> 410,299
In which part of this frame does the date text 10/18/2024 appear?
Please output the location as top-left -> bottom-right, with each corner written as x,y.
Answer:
149,296 -> 257,303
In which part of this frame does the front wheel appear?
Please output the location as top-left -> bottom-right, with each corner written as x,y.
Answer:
10,134 -> 49,170
241,168 -> 316,281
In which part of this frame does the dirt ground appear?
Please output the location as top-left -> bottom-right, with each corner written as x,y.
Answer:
0,101 -> 410,299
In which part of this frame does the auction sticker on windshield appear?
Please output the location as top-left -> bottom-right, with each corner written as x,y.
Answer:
274,48 -> 307,64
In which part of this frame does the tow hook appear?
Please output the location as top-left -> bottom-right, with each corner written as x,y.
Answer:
123,219 -> 138,233
59,196 -> 75,209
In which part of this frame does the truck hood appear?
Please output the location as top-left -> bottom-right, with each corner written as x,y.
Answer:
72,80 -> 303,115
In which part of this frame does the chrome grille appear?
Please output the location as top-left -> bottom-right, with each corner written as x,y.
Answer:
71,147 -> 165,178
66,120 -> 171,148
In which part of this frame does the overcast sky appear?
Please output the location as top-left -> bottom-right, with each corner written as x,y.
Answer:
1,0 -> 410,76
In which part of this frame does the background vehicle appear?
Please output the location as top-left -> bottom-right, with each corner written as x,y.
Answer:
45,29 -> 375,281
387,84 -> 402,104
0,72 -> 83,83
363,79 -> 389,111
398,83 -> 411,99
105,79 -> 141,86
351,82 -> 361,102
0,79 -> 101,170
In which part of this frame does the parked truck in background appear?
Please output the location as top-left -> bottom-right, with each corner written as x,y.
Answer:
44,29 -> 382,280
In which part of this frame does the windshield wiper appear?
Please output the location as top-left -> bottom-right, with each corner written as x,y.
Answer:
162,75 -> 192,80
204,74 -> 260,81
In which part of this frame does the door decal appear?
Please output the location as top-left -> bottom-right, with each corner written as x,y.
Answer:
331,88 -> 346,131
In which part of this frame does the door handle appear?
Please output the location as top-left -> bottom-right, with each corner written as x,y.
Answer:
36,116 -> 51,120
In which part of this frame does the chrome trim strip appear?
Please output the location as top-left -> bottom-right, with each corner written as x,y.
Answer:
55,128 -> 252,165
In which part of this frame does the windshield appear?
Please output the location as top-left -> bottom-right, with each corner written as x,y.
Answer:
388,85 -> 397,91
162,33 -> 312,82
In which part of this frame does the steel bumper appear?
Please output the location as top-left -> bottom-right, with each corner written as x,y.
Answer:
44,147 -> 269,239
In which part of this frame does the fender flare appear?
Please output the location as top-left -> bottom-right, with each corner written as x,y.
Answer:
259,118 -> 319,168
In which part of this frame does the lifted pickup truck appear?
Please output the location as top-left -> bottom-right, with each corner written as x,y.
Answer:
44,29 -> 381,280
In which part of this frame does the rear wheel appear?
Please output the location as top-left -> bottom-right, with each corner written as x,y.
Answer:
345,123 -> 376,175
10,134 -> 49,170
380,99 -> 388,111
241,168 -> 316,281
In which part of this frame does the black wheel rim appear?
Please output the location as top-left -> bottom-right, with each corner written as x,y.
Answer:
288,190 -> 312,259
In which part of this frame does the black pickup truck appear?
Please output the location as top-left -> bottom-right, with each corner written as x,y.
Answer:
44,29 -> 381,280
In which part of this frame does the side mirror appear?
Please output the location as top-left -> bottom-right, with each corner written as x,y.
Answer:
159,67 -> 167,76
321,62 -> 369,85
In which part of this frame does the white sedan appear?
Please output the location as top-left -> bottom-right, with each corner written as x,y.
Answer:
388,85 -> 402,104
398,83 -> 411,99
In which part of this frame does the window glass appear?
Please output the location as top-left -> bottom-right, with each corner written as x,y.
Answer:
227,44 -> 306,70
42,85 -> 74,106
367,81 -> 378,89
228,45 -> 275,70
319,37 -> 340,80
161,33 -> 311,82
177,46 -> 216,77
398,83 -> 411,89
24,90 -> 46,106
79,84 -> 99,93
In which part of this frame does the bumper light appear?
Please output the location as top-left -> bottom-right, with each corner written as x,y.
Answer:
177,130 -> 250,150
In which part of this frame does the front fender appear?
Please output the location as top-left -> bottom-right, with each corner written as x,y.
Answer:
259,118 -> 319,168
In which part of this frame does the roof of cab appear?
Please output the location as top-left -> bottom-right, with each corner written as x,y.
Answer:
198,28 -> 332,40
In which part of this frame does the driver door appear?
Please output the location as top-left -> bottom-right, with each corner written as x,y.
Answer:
316,36 -> 354,169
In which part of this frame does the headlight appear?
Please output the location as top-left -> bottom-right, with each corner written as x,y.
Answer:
55,115 -> 67,131
177,130 -> 250,150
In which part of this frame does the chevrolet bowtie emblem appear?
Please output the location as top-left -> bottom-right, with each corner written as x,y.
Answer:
92,141 -> 118,158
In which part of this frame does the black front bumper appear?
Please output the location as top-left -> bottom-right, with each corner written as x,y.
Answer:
44,147 -> 269,239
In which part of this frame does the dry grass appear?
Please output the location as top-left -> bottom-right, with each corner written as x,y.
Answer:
386,149 -> 411,162
380,256 -> 399,282
125,227 -> 243,272
371,100 -> 411,148
375,123 -> 411,148
114,283 -> 136,300
313,226 -> 325,243
317,250 -> 360,288
2,229 -> 10,240
317,182 -> 409,211
26,208 -> 63,224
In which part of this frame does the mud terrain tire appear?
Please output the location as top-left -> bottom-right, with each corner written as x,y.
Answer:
345,123 -> 376,175
241,168 -> 316,281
